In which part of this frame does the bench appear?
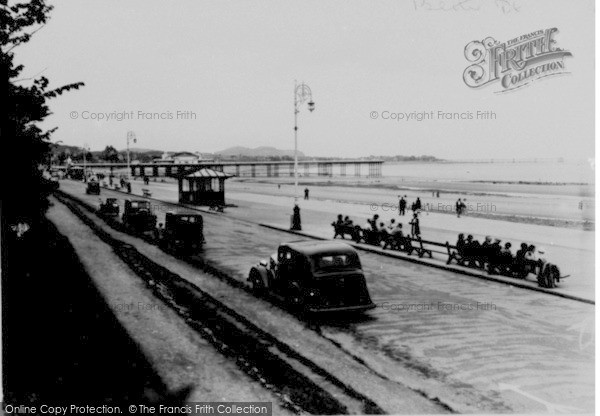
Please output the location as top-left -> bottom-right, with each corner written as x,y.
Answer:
445,242 -> 486,270
142,188 -> 152,198
209,204 -> 224,212
359,228 -> 382,246
414,237 -> 433,258
446,242 -> 464,265
331,223 -> 360,240
378,233 -> 420,256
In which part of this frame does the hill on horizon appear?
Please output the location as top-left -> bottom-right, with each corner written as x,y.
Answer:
214,146 -> 305,158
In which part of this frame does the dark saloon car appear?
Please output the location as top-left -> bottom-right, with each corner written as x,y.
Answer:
85,181 -> 100,195
248,241 -> 375,313
99,198 -> 120,216
122,200 -> 157,233
157,212 -> 204,254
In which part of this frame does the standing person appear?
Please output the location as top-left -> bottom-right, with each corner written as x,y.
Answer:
409,213 -> 420,238
415,197 -> 422,211
399,196 -> 407,216
456,198 -> 462,217
304,188 -> 309,200
436,191 -> 440,198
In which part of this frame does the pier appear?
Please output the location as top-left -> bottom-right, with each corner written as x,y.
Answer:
66,159 -> 384,178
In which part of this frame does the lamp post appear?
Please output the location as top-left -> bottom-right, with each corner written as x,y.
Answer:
48,140 -> 63,168
126,131 -> 136,182
82,142 -> 89,182
291,81 -> 315,230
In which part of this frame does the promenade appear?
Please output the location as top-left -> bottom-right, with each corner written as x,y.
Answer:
111,178 -> 594,301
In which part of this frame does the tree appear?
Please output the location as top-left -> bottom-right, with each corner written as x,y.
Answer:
100,145 -> 120,162
2,0 -> 84,223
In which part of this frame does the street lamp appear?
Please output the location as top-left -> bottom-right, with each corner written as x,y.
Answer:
126,130 -> 137,182
291,81 -> 315,230
47,140 -> 63,168
82,142 -> 89,182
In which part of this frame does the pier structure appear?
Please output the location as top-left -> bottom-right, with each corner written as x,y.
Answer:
66,160 -> 384,178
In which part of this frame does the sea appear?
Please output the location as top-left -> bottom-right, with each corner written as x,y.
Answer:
382,159 -> 595,184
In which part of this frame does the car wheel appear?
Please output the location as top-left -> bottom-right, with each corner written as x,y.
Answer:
249,270 -> 264,294
546,265 -> 559,289
537,266 -> 553,288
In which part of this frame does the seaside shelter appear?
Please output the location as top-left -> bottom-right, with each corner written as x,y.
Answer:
177,168 -> 233,206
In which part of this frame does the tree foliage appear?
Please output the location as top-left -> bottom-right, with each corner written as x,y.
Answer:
2,0 -> 84,223
100,145 -> 120,162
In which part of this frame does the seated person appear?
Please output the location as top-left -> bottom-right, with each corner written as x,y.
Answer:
524,244 -> 541,273
455,233 -> 466,256
501,242 -> 513,259
515,243 -> 528,261
343,216 -> 353,226
387,218 -> 397,231
367,214 -> 380,231
464,235 -> 482,267
335,214 -> 344,226
392,223 -> 404,236
481,236 -> 493,262
487,239 -> 503,273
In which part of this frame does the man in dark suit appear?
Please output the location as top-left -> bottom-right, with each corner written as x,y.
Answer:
399,196 -> 407,216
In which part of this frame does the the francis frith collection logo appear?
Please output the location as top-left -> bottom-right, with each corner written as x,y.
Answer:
463,28 -> 572,93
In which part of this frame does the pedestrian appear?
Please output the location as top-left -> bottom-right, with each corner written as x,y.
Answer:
304,188 -> 309,200
409,213 -> 420,238
456,198 -> 462,217
399,196 -> 406,216
292,204 -> 302,230
415,197 -> 422,211
436,191 -> 440,198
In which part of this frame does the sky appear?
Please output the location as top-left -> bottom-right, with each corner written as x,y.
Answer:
13,0 -> 595,159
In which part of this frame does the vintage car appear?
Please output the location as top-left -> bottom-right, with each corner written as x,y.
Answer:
122,199 -> 157,233
99,197 -> 120,216
248,241 -> 376,313
157,212 -> 204,254
85,181 -> 100,195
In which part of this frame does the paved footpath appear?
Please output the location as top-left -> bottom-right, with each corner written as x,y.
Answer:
62,180 -> 595,413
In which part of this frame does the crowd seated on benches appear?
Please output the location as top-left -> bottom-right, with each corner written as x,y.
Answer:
332,214 -> 432,258
447,233 -> 545,277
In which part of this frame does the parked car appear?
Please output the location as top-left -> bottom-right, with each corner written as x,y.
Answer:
99,198 -> 120,216
248,241 -> 376,313
157,212 -> 204,254
122,200 -> 157,233
86,181 -> 100,195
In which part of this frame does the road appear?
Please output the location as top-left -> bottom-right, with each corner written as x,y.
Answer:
60,179 -> 595,413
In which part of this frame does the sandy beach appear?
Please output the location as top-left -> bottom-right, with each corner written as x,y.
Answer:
231,176 -> 595,230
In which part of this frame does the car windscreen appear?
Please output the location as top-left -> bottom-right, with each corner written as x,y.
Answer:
131,202 -> 150,209
312,253 -> 359,272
